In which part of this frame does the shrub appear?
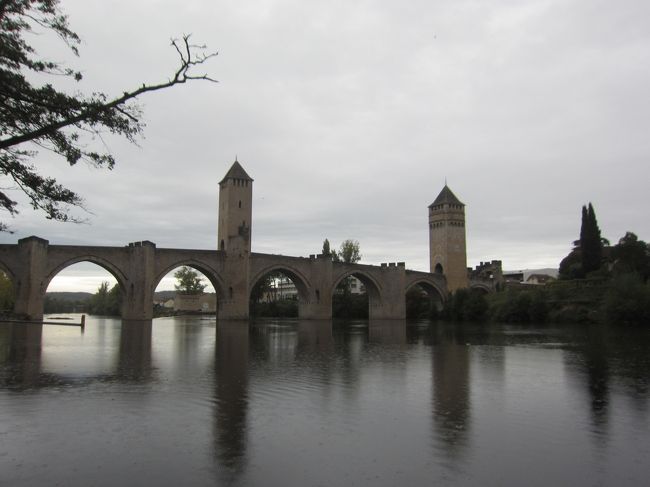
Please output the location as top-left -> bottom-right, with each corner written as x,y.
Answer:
603,274 -> 650,325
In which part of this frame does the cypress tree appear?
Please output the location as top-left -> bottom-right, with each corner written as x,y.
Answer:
579,205 -> 588,248
580,202 -> 603,275
322,239 -> 331,256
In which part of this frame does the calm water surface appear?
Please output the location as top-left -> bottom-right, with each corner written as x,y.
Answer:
1,315 -> 649,486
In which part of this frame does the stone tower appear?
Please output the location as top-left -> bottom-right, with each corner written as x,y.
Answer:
218,159 -> 253,253
429,185 -> 468,292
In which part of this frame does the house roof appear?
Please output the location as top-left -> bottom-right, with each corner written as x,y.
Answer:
429,185 -> 464,208
219,159 -> 253,184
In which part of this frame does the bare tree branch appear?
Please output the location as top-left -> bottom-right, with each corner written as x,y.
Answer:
0,35 -> 217,151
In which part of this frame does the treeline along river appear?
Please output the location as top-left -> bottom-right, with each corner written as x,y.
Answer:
1,315 -> 649,486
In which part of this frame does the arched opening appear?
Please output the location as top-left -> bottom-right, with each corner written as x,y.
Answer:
0,268 -> 15,316
45,261 -> 124,317
220,240 -> 225,251
249,268 -> 309,319
332,272 -> 380,320
470,285 -> 490,296
153,265 -> 218,318
435,263 -> 444,275
406,281 -> 444,319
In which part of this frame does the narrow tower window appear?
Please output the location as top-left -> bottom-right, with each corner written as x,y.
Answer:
238,200 -> 242,208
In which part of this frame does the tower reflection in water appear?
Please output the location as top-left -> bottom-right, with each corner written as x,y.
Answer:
430,323 -> 471,464
213,321 -> 249,475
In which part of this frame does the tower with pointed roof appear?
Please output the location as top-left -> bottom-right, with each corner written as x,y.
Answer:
218,159 -> 253,253
429,185 -> 468,291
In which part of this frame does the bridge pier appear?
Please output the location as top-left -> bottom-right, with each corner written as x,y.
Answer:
297,254 -> 333,320
217,252 -> 251,320
298,295 -> 333,320
122,241 -> 156,321
12,237 -> 49,321
369,263 -> 406,320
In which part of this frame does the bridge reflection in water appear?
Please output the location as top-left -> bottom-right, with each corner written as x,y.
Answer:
1,317 -> 650,486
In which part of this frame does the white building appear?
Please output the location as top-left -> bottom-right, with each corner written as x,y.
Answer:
261,275 -> 365,302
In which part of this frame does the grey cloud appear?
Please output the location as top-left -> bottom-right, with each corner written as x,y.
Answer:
2,0 -> 649,290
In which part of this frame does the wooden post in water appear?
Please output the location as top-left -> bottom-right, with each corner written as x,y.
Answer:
0,315 -> 86,329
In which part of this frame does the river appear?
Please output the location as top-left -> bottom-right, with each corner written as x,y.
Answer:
1,315 -> 649,486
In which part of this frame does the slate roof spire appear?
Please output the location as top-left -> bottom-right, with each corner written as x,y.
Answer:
429,184 -> 464,208
219,158 -> 253,184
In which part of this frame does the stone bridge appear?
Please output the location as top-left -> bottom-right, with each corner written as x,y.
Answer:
0,236 -> 448,321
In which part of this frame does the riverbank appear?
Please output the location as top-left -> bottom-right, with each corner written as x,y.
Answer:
440,274 -> 650,325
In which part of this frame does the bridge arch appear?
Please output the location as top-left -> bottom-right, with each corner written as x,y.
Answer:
0,259 -> 15,280
0,260 -> 18,298
44,255 -> 129,292
331,269 -> 382,298
331,269 -> 383,319
153,260 -> 226,299
248,264 -> 312,302
470,282 -> 492,294
405,278 -> 446,314
0,261 -> 15,313
405,278 -> 446,303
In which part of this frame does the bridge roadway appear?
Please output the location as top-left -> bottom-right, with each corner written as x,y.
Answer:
0,236 -> 448,321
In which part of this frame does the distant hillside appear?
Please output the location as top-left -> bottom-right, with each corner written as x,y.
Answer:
154,291 -> 217,300
46,292 -> 92,302
45,290 -> 211,303
154,290 -> 176,301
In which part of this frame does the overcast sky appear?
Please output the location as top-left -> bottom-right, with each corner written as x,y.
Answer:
2,0 -> 649,292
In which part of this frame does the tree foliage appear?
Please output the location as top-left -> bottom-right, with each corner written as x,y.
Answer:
323,238 -> 361,265
0,0 -> 217,231
581,203 -> 603,275
405,286 -> 441,319
559,248 -> 583,280
250,270 -> 284,303
88,281 -> 121,316
603,273 -> 650,324
560,203 -> 604,279
337,239 -> 361,264
440,288 -> 489,322
321,238 -> 331,256
611,232 -> 650,281
488,289 -> 547,323
174,266 -> 207,295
